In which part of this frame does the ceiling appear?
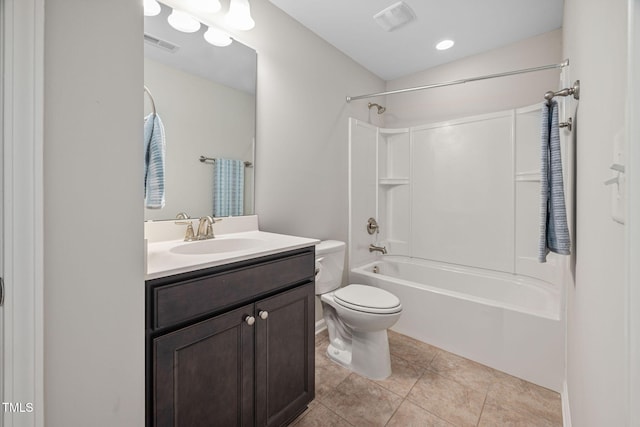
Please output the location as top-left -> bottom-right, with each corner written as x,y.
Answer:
268,0 -> 564,81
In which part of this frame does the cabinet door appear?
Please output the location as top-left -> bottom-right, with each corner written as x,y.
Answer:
255,283 -> 315,427
154,304 -> 255,427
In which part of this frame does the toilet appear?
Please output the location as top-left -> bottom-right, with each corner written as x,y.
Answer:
315,240 -> 402,380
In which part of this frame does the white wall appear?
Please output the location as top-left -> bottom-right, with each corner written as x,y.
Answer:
238,0 -> 385,242
384,30 -> 563,127
43,0 -> 144,425
143,58 -> 255,220
562,0 -> 629,425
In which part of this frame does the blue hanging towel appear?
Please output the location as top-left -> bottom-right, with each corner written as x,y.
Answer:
538,100 -> 571,262
143,113 -> 166,209
213,158 -> 244,217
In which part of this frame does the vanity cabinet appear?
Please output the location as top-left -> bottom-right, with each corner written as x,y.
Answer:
146,247 -> 316,427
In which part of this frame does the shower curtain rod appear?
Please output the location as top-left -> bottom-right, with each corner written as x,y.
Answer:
345,59 -> 569,102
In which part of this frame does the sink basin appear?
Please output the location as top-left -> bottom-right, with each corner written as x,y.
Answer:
170,238 -> 266,255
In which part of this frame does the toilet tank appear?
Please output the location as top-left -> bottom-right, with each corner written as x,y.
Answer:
315,240 -> 346,295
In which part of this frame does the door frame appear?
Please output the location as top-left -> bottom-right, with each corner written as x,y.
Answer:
2,0 -> 45,425
627,2 -> 640,425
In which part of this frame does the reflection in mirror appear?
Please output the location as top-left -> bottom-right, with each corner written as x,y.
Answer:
143,3 -> 256,221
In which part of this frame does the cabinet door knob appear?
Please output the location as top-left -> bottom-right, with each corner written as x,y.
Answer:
244,315 -> 255,326
259,310 -> 269,320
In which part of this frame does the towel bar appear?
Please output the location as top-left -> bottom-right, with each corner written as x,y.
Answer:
199,155 -> 253,168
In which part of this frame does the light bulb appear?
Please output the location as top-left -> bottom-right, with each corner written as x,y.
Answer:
204,27 -> 232,47
167,9 -> 201,33
190,0 -> 221,14
143,0 -> 161,16
225,0 -> 255,31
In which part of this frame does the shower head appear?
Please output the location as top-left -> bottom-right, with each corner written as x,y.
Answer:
368,102 -> 386,114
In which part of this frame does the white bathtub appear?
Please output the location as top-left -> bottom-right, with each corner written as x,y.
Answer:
350,256 -> 564,392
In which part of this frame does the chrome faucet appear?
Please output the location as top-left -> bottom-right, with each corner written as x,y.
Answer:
196,216 -> 215,240
369,244 -> 387,254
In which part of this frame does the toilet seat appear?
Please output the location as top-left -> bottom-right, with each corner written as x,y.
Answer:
334,284 -> 402,314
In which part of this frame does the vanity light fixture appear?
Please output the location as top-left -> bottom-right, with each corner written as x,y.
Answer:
225,0 -> 255,31
167,9 -> 201,33
190,0 -> 221,14
204,26 -> 232,47
143,0 -> 161,16
436,39 -> 455,50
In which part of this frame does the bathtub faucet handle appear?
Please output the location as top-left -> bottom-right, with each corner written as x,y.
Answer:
367,218 -> 380,235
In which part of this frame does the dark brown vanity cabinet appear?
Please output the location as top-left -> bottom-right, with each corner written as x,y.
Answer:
146,247 -> 316,427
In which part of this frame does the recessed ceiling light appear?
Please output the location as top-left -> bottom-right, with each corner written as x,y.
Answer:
373,1 -> 416,32
436,39 -> 455,50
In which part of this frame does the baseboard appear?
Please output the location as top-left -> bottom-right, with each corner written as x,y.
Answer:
561,380 -> 572,427
315,319 -> 326,335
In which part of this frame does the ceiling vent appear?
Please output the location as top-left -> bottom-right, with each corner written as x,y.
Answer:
373,1 -> 416,32
144,33 -> 180,53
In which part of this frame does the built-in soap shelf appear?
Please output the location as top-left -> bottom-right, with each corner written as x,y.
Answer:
515,171 -> 541,182
379,177 -> 410,186
379,127 -> 409,136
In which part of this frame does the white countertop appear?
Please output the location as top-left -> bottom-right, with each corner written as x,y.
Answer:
146,230 -> 319,280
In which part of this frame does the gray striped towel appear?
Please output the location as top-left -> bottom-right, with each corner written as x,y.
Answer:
213,158 -> 244,217
144,113 -> 166,209
538,100 -> 571,262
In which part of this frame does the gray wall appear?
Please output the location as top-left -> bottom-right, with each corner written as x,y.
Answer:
563,0 -> 629,425
44,0 -> 145,425
242,1 -> 385,243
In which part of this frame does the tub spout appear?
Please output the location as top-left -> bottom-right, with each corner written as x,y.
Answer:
369,244 -> 387,254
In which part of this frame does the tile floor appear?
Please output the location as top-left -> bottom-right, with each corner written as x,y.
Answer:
292,330 -> 562,427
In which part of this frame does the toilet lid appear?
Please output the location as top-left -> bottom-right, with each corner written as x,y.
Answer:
334,284 -> 402,314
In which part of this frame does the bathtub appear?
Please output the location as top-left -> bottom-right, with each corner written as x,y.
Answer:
350,256 -> 564,392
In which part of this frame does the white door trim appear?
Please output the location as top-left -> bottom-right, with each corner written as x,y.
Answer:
628,2 -> 640,425
2,0 -> 44,425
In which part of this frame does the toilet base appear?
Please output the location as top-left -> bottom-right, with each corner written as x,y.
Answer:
326,343 -> 352,368
325,329 -> 392,380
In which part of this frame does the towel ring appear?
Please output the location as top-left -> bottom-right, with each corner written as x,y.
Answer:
144,85 -> 157,115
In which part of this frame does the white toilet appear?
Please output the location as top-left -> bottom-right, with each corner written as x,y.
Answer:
315,240 -> 402,380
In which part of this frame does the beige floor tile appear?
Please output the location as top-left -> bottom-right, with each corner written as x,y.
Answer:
407,370 -> 486,427
291,402 -> 353,427
485,374 -> 562,425
373,354 -> 423,397
429,350 -> 505,393
289,399 -> 319,425
320,374 -> 403,427
315,329 -> 329,344
386,400 -> 455,427
479,398 -> 560,427
388,330 -> 440,370
312,329 -> 562,427
314,344 -> 352,400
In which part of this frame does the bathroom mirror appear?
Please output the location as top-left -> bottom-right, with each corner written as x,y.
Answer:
143,3 -> 256,221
